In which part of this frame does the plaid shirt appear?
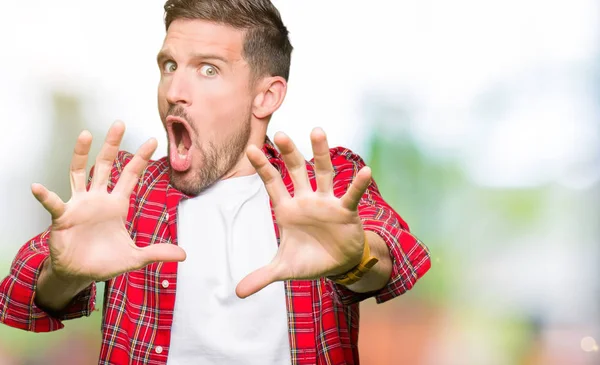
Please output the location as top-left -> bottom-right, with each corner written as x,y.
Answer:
0,138 -> 430,365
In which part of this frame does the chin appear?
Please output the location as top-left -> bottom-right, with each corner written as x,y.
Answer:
170,172 -> 200,196
169,164 -> 220,196
169,170 -> 193,195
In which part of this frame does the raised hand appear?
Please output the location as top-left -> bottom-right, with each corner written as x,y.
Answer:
32,121 -> 186,284
236,128 -> 372,298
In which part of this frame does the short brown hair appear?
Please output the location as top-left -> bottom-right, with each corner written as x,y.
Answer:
164,0 -> 293,81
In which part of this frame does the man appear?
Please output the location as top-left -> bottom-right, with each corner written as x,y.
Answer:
0,0 -> 431,364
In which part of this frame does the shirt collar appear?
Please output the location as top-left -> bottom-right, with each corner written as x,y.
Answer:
261,136 -> 282,164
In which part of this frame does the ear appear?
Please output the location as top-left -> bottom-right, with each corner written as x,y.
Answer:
252,76 -> 287,120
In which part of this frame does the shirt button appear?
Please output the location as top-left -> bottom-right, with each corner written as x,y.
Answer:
165,213 -> 170,220
162,280 -> 170,289
155,346 -> 164,354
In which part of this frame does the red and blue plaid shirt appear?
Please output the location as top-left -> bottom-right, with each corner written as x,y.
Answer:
0,138 -> 430,365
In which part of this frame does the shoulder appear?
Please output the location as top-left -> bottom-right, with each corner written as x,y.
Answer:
327,146 -> 368,167
111,151 -> 170,187
305,146 -> 367,168
303,146 -> 370,193
303,145 -> 369,179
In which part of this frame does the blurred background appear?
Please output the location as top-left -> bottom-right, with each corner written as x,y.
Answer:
0,0 -> 598,364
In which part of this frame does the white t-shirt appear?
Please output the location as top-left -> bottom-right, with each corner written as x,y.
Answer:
166,174 -> 292,365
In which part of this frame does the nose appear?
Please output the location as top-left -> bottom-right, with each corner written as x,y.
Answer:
165,71 -> 192,106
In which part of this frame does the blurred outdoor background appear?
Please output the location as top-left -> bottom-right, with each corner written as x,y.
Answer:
0,0 -> 598,364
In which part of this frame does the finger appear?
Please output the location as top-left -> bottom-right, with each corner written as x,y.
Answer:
340,166 -> 372,211
137,243 -> 187,267
70,130 -> 93,194
246,144 -> 290,207
31,183 -> 66,219
273,132 -> 311,194
310,128 -> 334,194
235,264 -> 279,299
113,138 -> 158,198
90,121 -> 126,191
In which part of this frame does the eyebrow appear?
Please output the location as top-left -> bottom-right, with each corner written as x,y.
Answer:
156,50 -> 230,66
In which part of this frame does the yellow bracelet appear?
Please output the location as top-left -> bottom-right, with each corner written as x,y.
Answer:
327,233 -> 379,286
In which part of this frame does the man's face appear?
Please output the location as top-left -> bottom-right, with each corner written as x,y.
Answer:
157,19 -> 254,196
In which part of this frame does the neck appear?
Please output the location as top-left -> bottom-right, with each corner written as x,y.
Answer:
221,132 -> 267,180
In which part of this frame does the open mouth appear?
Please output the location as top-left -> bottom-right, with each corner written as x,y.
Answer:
172,122 -> 192,156
166,116 -> 193,172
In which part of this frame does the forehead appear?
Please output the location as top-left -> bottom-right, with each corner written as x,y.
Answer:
161,19 -> 246,61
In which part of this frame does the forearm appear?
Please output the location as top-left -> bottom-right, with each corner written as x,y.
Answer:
34,258 -> 93,313
344,230 -> 392,293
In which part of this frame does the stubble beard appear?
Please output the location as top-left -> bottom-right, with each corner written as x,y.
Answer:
165,106 -> 252,196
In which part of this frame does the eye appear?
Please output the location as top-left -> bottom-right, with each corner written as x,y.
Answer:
200,65 -> 218,77
163,61 -> 177,73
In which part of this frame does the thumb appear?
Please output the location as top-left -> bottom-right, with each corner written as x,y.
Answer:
137,243 -> 187,267
236,263 -> 281,299
31,183 -> 66,220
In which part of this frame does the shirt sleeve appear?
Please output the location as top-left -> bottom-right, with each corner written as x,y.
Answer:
326,147 -> 431,306
0,230 -> 97,333
0,151 -> 134,332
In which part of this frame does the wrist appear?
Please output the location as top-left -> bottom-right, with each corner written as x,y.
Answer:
327,232 -> 379,286
38,258 -> 92,299
342,231 -> 393,292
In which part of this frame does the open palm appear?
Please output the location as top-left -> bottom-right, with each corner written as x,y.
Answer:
236,128 -> 372,298
32,122 -> 186,283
